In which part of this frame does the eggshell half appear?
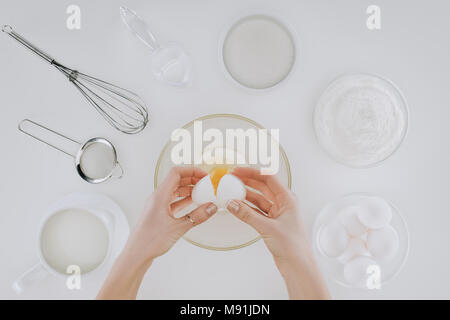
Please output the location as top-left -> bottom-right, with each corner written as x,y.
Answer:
191,173 -> 246,208
216,174 -> 246,207
357,196 -> 392,229
318,222 -> 349,258
338,206 -> 367,236
192,175 -> 216,205
366,225 -> 399,261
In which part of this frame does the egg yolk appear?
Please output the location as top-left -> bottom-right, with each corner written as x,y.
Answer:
209,166 -> 230,195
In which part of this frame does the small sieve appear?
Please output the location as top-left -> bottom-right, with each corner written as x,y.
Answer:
19,119 -> 123,184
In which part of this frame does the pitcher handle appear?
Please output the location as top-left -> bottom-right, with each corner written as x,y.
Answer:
12,263 -> 49,295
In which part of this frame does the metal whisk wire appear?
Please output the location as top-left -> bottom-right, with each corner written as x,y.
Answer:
2,25 -> 149,134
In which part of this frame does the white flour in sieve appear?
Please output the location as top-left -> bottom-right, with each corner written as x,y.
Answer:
314,74 -> 408,167
80,142 -> 116,179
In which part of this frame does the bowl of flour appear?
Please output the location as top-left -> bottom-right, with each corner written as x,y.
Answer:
314,74 -> 408,168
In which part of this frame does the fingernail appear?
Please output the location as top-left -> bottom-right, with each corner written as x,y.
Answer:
206,203 -> 217,215
227,200 -> 240,213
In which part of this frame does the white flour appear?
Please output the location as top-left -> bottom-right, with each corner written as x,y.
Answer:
80,142 -> 115,179
314,74 -> 408,167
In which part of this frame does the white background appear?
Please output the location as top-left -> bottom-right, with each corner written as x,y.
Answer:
1,0 -> 449,299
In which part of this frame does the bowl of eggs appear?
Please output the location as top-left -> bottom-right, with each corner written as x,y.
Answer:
155,114 -> 292,250
313,193 -> 409,289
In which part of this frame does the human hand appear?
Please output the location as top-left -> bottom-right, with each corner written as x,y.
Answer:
227,167 -> 306,264
98,167 -> 218,299
124,166 -> 218,266
227,167 -> 330,299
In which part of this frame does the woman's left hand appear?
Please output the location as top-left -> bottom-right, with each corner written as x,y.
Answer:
97,167 -> 217,299
124,166 -> 218,266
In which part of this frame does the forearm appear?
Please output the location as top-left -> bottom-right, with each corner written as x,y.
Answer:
276,248 -> 331,300
97,249 -> 153,300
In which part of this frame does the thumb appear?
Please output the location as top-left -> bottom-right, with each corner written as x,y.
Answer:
226,200 -> 269,233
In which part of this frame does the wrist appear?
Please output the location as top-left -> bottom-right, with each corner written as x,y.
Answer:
97,246 -> 153,300
274,246 -> 330,300
273,239 -> 317,278
117,244 -> 154,274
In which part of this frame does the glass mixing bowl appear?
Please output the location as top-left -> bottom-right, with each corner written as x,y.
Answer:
154,114 -> 292,250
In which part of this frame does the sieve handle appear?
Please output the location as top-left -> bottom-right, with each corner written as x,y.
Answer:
2,25 -> 55,64
111,162 -> 124,179
18,119 -> 81,158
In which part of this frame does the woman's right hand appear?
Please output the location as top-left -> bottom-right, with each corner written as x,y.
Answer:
227,167 -> 330,299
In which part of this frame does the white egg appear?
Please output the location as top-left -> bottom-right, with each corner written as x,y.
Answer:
337,238 -> 370,264
357,196 -> 392,229
191,173 -> 246,208
338,206 -> 367,236
318,222 -> 349,257
366,225 -> 399,261
343,256 -> 379,288
216,174 -> 246,207
191,175 -> 216,205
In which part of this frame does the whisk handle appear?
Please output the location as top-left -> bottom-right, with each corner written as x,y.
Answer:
2,25 -> 55,64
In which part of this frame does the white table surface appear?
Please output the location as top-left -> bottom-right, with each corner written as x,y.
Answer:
1,0 -> 449,299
